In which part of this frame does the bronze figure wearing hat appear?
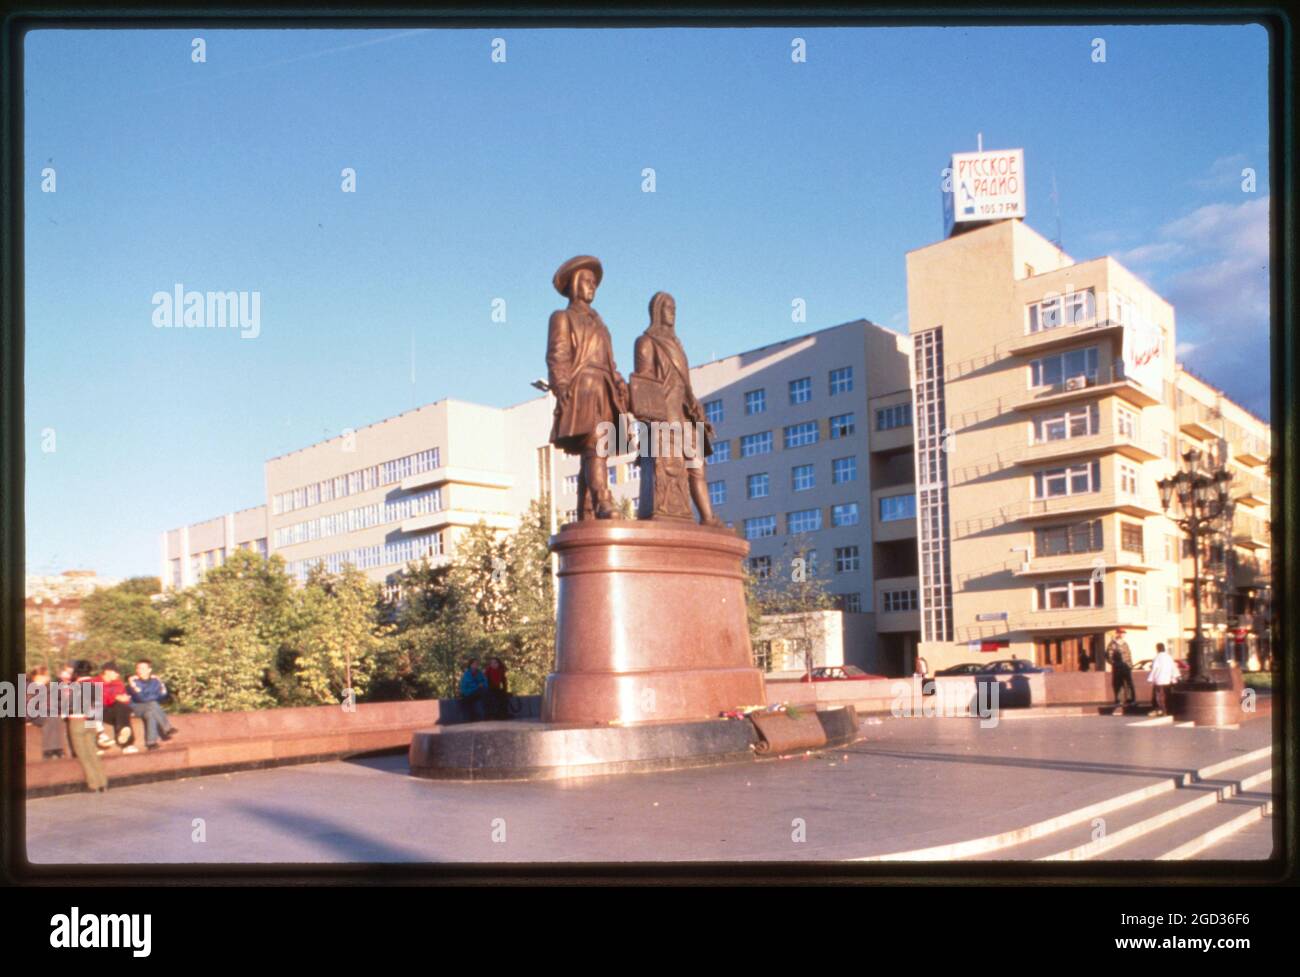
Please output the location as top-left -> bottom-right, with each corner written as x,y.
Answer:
630,291 -> 723,525
546,255 -> 630,520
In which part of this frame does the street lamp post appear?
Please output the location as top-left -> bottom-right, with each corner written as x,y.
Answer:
1157,448 -> 1235,690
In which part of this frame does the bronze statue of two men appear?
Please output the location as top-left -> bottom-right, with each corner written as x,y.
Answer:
546,255 -> 722,526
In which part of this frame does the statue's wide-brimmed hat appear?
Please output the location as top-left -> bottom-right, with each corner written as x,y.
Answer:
553,255 -> 603,296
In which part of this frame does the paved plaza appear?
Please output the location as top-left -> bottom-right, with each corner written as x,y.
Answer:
26,714 -> 1275,864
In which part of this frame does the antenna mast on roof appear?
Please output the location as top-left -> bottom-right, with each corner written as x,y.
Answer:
1050,169 -> 1063,251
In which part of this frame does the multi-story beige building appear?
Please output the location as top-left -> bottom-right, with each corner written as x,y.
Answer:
161,319 -> 920,675
905,216 -> 1271,673
159,209 -> 1271,679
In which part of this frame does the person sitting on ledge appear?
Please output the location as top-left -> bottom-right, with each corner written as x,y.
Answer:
96,662 -> 137,754
459,659 -> 490,722
127,659 -> 177,751
27,666 -> 67,760
485,657 -> 509,720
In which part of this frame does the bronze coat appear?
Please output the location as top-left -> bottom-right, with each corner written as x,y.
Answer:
546,304 -> 626,451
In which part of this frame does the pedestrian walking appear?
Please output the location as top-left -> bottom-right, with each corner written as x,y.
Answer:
1107,628 -> 1137,713
1149,642 -> 1178,716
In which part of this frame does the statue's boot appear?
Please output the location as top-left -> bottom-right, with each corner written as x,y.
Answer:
594,492 -> 623,519
700,515 -> 725,528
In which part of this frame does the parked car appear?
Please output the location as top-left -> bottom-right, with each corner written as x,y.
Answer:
934,662 -> 985,676
799,665 -> 884,683
980,659 -> 1052,675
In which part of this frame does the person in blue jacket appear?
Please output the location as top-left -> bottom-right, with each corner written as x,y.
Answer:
459,659 -> 490,722
127,659 -> 178,750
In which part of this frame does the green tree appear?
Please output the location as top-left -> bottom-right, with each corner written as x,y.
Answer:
288,564 -> 389,705
500,499 -> 557,694
162,549 -> 293,712
68,577 -> 168,668
752,535 -> 835,676
25,616 -> 54,672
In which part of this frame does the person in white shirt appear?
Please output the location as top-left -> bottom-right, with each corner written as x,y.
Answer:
1149,642 -> 1178,716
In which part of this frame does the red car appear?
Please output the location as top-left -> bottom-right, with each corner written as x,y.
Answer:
800,666 -> 885,683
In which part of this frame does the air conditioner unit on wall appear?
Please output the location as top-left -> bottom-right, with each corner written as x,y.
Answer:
1064,375 -> 1089,391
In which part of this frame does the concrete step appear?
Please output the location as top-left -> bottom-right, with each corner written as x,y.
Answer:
1102,786 -> 1274,860
965,748 -> 1272,862
1189,813 -> 1276,860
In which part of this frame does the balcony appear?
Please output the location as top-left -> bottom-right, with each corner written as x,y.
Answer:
1177,400 -> 1222,440
1013,604 -> 1154,633
1234,433 -> 1271,467
1005,318 -> 1126,357
874,575 -> 921,633
1232,469 -> 1271,508
1232,512 -> 1271,551
1013,544 -> 1155,578
871,484 -> 917,542
1010,362 -> 1162,413
1013,428 -> 1163,468
1016,488 -> 1163,522
400,466 -> 514,493
400,509 -> 516,534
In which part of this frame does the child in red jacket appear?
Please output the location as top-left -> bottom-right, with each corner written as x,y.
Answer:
94,662 -> 137,753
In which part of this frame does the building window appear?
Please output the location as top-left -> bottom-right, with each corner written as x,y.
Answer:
787,508 -> 822,534
839,592 -> 862,613
1161,432 -> 1172,459
1116,407 -> 1138,440
876,403 -> 912,430
834,545 -> 861,573
832,456 -> 857,484
792,464 -> 815,492
1027,287 -> 1096,333
708,480 -> 727,506
747,472 -> 770,500
564,474 -> 580,494
1029,346 -> 1100,388
832,502 -> 860,527
740,432 -> 772,457
789,377 -> 812,405
1037,578 -> 1103,610
1167,587 -> 1181,614
1034,520 -> 1103,557
830,366 -> 854,395
170,559 -> 182,588
882,589 -> 919,612
753,640 -> 773,672
1034,403 -> 1098,443
1122,576 -> 1141,607
879,494 -> 916,522
1034,460 -> 1101,498
830,413 -> 856,439
1120,521 -> 1145,556
1163,534 -> 1179,563
1119,462 -> 1139,495
784,421 -> 819,449
745,389 -> 766,415
712,440 -> 730,463
608,465 -> 618,486
748,555 -> 772,579
704,398 -> 724,424
744,516 -> 777,540
563,509 -> 578,523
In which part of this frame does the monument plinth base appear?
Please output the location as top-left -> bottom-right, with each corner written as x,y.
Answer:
407,707 -> 859,782
541,520 -> 767,726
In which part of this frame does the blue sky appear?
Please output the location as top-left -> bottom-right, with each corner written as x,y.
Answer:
24,25 -> 1270,579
